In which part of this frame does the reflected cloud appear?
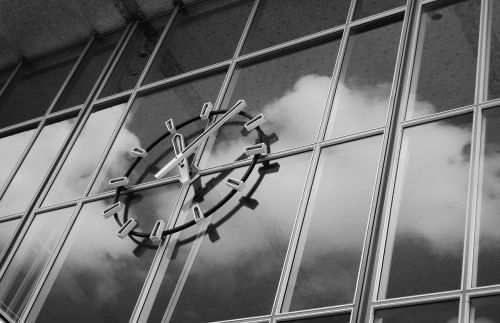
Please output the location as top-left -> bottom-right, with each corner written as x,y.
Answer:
0,129 -> 35,189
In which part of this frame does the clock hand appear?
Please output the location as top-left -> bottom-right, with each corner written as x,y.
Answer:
154,99 -> 247,179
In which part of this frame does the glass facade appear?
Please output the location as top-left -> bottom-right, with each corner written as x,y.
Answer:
0,0 -> 499,322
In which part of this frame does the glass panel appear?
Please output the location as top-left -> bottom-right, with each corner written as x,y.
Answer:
144,0 -> 252,84
51,31 -> 123,113
0,127 -> 37,188
354,0 -> 406,20
90,72 -> 226,195
150,153 -> 312,323
280,313 -> 350,323
0,218 -> 20,255
379,115 -> 473,299
0,67 -> 15,91
0,207 -> 75,322
203,38 -> 340,168
100,15 -> 169,98
406,0 -> 480,120
42,101 -> 128,206
0,44 -> 84,129
325,20 -> 402,139
284,136 -> 382,311
0,116 -> 76,217
487,1 -> 500,100
242,0 -> 350,54
374,301 -> 459,323
474,108 -> 500,286
470,295 -> 500,323
27,183 -> 181,323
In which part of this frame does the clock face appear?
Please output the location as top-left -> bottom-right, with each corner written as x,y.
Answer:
102,99 -> 271,246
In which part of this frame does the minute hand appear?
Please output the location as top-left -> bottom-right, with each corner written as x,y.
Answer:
154,99 -> 247,179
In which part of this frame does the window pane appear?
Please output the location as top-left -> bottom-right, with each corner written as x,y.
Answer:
242,0 -> 349,54
474,108 -> 500,286
280,313 -> 350,323
0,67 -> 15,91
470,295 -> 500,323
0,207 -> 75,322
90,72 -> 226,195
379,115 -> 473,299
0,116 -> 76,216
0,44 -> 83,129
42,101 -> 128,207
0,127 -> 37,189
406,0 -> 480,119
100,16 -> 169,98
325,20 -> 402,139
153,153 -> 312,323
374,301 -> 459,323
27,183 -> 181,323
203,38 -> 340,168
144,0 -> 252,84
284,136 -> 382,311
487,1 -> 500,100
0,218 -> 19,255
354,0 -> 406,20
51,31 -> 123,113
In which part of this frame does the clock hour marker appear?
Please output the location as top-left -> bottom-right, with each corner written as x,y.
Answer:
108,176 -> 130,188
102,202 -> 123,218
172,133 -> 185,157
150,220 -> 166,243
165,118 -> 176,134
244,143 -> 267,156
117,218 -> 138,238
244,114 -> 265,132
200,102 -> 213,120
129,146 -> 148,158
192,204 -> 207,225
225,178 -> 245,191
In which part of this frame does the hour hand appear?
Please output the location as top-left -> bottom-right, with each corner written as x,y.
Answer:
154,99 -> 247,180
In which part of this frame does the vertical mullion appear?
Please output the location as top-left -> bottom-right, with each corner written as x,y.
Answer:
0,60 -> 23,99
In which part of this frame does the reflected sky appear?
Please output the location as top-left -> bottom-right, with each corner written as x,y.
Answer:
91,72 -> 225,195
0,218 -> 19,255
0,116 -> 76,217
203,39 -> 340,168
28,183 -> 181,323
374,301 -> 459,323
380,115 -> 473,299
43,102 -> 128,206
470,295 -> 500,323
0,127 -> 36,190
0,207 -> 75,322
285,136 -> 382,311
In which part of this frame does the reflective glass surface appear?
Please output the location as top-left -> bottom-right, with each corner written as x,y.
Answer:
90,72 -> 226,195
280,313 -> 351,323
27,183 -> 181,323
0,127 -> 37,189
43,101 -> 129,206
406,0 -> 480,119
0,67 -> 14,91
150,153 -> 312,323
325,20 -> 402,139
0,116 -> 76,216
487,1 -> 500,100
144,0 -> 252,84
203,38 -> 340,168
0,218 -> 19,255
52,31 -> 123,113
374,301 -> 459,323
100,16 -> 169,98
0,207 -> 75,322
470,295 -> 500,323
474,108 -> 500,286
284,136 -> 382,311
379,114 -> 473,299
242,0 -> 350,54
0,44 -> 83,129
354,0 -> 406,20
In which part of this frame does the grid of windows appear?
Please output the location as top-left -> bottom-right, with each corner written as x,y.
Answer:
0,0 -> 499,322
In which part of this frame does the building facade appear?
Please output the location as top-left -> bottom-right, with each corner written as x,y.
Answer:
0,0 -> 499,322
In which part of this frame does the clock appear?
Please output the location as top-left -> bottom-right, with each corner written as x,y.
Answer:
101,99 -> 270,246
